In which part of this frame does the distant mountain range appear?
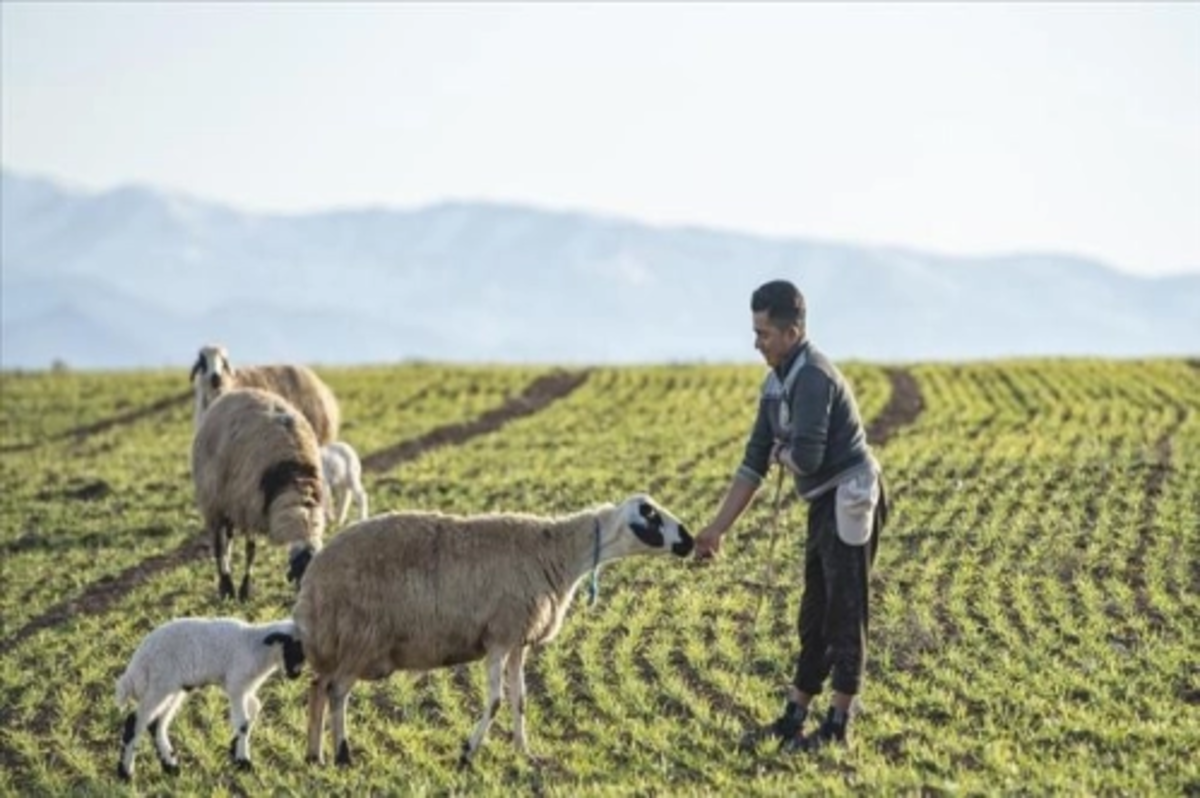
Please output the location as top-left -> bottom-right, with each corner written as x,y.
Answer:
2,168 -> 1197,370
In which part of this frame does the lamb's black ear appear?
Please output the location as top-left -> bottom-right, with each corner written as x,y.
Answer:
264,632 -> 291,646
189,356 -> 205,383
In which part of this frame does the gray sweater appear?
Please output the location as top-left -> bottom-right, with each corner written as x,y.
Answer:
736,340 -> 871,499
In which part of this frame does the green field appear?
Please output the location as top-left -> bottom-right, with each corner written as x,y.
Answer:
1,359 -> 1197,795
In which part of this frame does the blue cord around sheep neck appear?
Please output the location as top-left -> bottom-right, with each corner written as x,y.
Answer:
588,517 -> 602,607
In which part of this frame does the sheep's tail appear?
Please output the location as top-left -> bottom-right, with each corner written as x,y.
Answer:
115,667 -> 137,706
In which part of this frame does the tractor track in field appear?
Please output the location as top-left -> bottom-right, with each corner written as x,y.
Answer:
868,367 -> 925,448
0,390 -> 192,454
2,370 -> 592,653
360,369 -> 592,474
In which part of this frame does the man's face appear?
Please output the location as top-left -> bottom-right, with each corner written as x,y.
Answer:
753,310 -> 800,369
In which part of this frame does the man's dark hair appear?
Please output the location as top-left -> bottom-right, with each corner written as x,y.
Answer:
751,280 -> 806,330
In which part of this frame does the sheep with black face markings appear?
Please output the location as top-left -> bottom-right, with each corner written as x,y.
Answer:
192,387 -> 326,600
190,344 -> 341,445
293,493 -> 694,768
115,616 -> 305,781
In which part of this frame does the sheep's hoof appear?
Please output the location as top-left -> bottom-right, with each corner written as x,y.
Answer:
237,578 -> 252,602
116,762 -> 132,782
218,575 -> 235,599
160,759 -> 180,776
458,741 -> 474,770
335,741 -> 352,767
305,753 -> 323,766
234,758 -> 254,772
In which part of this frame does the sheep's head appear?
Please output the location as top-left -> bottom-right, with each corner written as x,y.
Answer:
264,630 -> 306,679
611,494 -> 693,558
190,344 -> 234,408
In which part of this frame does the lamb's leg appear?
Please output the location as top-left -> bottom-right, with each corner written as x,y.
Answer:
305,676 -> 328,765
461,649 -> 507,767
330,677 -> 358,767
505,646 -> 531,756
213,520 -> 235,600
229,692 -> 261,769
238,537 -> 257,602
354,485 -> 369,522
152,691 -> 187,774
322,485 -> 336,524
118,691 -> 172,781
336,488 -> 352,526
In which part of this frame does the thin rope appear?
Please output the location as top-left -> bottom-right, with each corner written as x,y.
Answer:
727,467 -> 788,728
588,517 -> 602,606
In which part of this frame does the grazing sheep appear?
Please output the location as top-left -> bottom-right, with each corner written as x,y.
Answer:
190,344 -> 341,445
293,493 -> 694,768
115,617 -> 305,781
320,441 -> 368,526
192,387 -> 326,600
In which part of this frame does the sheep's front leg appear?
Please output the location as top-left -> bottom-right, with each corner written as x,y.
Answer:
118,692 -> 172,781
337,488 -> 353,525
330,678 -> 357,767
238,537 -> 257,602
213,520 -> 235,600
151,692 -> 187,775
305,677 -> 328,764
354,486 -> 369,522
228,693 -> 261,769
461,650 -> 507,767
505,646 -> 532,756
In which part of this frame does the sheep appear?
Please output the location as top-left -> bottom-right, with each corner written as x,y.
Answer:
115,617 -> 305,781
192,387 -> 326,601
293,493 -> 694,768
190,344 -> 341,445
319,441 -> 368,526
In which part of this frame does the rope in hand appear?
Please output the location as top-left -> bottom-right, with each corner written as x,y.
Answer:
725,466 -> 788,729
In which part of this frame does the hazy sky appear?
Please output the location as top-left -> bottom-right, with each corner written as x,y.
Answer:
3,3 -> 1199,276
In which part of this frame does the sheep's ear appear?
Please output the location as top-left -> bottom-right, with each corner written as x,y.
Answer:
189,356 -> 205,383
264,632 -> 292,646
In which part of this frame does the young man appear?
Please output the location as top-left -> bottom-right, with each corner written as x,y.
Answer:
695,279 -> 888,752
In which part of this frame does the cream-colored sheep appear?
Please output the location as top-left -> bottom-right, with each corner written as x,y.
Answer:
293,494 -> 694,768
190,344 -> 341,445
319,441 -> 368,526
192,388 -> 326,601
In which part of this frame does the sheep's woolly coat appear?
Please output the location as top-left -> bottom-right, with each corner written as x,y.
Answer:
192,344 -> 341,445
116,618 -> 301,707
192,388 -> 325,551
294,506 -> 621,680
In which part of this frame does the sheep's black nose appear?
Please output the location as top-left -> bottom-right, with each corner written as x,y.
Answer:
673,525 -> 694,557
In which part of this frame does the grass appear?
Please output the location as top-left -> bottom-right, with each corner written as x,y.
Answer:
0,358 -> 1197,795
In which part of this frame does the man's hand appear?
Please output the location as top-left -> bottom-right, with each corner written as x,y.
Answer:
694,525 -> 725,561
770,439 -> 787,465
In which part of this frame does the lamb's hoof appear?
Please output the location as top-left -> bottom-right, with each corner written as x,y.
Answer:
335,741 -> 352,767
237,579 -> 252,602
116,762 -> 132,782
218,575 -> 236,600
234,758 -> 254,772
160,760 -> 180,776
458,740 -> 473,770
305,753 -> 323,766
228,735 -> 239,760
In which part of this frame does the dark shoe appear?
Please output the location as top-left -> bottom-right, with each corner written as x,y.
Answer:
782,706 -> 848,753
738,702 -> 808,751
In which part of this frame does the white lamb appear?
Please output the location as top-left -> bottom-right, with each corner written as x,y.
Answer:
320,442 -> 368,526
115,617 -> 305,781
